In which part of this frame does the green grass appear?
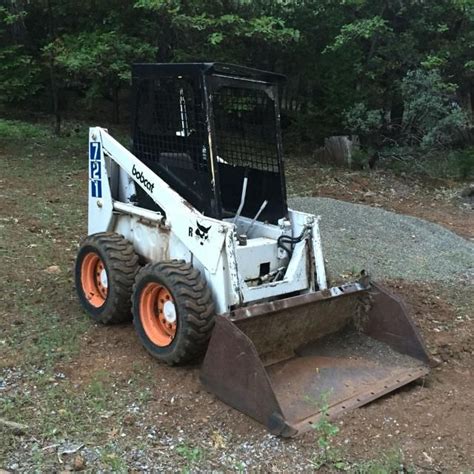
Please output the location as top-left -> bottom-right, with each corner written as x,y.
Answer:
176,443 -> 204,463
99,449 -> 129,472
0,361 -> 158,470
0,119 -> 49,139
308,392 -> 348,470
176,443 -> 206,473
11,309 -> 89,369
352,448 -> 412,474
307,393 -> 415,473
0,116 -> 158,465
0,118 -> 95,468
0,118 -> 86,147
0,117 -> 130,151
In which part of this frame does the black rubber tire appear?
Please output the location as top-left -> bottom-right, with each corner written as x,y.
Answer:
75,232 -> 139,324
132,260 -> 215,365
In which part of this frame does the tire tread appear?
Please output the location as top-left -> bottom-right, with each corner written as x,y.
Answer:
76,232 -> 139,324
132,259 -> 215,365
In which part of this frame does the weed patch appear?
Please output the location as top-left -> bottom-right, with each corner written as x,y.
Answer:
176,443 -> 205,472
309,392 -> 349,470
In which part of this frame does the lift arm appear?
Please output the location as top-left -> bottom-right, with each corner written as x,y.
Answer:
88,127 -> 230,274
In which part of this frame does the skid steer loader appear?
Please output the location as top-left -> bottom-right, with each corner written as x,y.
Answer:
75,63 -> 431,436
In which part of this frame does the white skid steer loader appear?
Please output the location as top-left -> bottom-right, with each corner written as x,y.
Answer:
75,63 -> 432,436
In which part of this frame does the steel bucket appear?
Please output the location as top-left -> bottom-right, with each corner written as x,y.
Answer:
200,281 -> 431,436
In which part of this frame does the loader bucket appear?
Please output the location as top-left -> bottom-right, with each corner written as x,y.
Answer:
200,282 -> 431,437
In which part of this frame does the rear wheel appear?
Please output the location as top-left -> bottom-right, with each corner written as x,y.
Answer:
132,260 -> 215,365
75,232 -> 139,324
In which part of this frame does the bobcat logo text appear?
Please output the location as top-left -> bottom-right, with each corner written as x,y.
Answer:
132,165 -> 155,193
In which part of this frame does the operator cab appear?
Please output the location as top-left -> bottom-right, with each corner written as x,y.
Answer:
131,63 -> 288,224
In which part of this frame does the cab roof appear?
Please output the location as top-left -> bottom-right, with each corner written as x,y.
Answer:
132,62 -> 286,83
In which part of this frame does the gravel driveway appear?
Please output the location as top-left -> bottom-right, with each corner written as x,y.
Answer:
289,197 -> 474,283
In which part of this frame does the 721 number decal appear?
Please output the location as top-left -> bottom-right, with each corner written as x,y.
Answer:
89,142 -> 102,198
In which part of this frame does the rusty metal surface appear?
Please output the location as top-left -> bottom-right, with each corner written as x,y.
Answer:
266,330 -> 427,432
364,283 -> 433,365
230,281 -> 367,321
200,316 -> 295,436
291,365 -> 429,434
233,284 -> 369,365
200,282 -> 431,437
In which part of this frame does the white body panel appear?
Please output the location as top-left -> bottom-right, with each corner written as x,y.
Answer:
87,127 -> 328,315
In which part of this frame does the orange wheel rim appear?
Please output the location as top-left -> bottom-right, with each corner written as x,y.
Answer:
140,282 -> 177,347
81,252 -> 108,308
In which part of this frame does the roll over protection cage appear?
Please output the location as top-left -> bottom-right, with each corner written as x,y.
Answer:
131,62 -> 288,223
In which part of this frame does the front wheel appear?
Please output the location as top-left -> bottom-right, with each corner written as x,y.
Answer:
132,260 -> 215,365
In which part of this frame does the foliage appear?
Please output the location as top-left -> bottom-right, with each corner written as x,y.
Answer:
309,392 -> 349,470
0,6 -> 39,103
0,46 -> 40,104
307,393 -> 416,472
44,30 -> 156,105
344,69 -> 469,146
344,69 -> 473,171
344,103 -> 383,135
134,0 -> 300,63
324,15 -> 389,53
0,0 -> 472,153
400,69 -> 470,148
176,443 -> 203,463
351,148 -> 372,170
452,147 -> 474,178
176,442 -> 205,472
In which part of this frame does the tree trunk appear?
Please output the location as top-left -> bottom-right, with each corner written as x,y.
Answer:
8,0 -> 28,45
112,85 -> 120,124
46,0 -> 61,135
49,59 -> 61,135
314,136 -> 360,168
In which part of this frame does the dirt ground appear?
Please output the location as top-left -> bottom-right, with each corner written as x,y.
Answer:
61,279 -> 474,471
1,129 -> 473,472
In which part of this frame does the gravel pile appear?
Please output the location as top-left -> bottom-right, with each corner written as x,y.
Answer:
289,197 -> 474,283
